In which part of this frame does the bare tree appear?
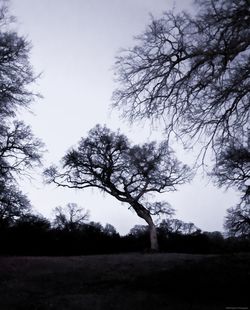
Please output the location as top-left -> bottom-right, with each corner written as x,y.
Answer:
0,0 -> 43,218
113,0 -> 250,234
0,0 -> 38,119
52,203 -> 90,231
214,134 -> 250,237
113,0 -> 250,159
0,121 -> 43,181
212,133 -> 250,195
0,0 -> 43,178
45,125 -> 191,251
224,202 -> 250,237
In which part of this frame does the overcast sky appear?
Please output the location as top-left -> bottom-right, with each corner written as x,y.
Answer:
10,0 -> 240,234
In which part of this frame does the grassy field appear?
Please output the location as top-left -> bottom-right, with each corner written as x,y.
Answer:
0,253 -> 249,310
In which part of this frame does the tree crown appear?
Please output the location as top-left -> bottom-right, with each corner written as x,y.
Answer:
113,0 -> 250,158
45,125 -> 192,206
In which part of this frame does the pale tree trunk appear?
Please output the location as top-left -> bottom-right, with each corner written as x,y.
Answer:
148,219 -> 159,252
131,201 -> 159,252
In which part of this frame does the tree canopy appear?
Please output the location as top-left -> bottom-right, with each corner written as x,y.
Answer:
45,124 -> 191,251
212,133 -> 250,200
224,203 -> 250,237
113,0 -> 250,158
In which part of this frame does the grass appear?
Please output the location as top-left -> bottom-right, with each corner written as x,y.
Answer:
0,253 -> 249,309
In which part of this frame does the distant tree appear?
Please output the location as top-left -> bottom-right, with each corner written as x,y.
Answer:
159,219 -> 182,235
45,125 -> 191,251
129,225 -> 149,237
144,201 -> 175,222
0,0 -> 43,219
52,203 -> 89,232
113,0 -> 249,160
158,218 -> 199,235
103,223 -> 118,236
15,213 -> 51,232
203,231 -> 224,240
88,221 -> 104,232
224,203 -> 250,237
181,222 -> 199,235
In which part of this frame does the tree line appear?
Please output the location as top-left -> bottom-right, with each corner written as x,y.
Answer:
1,202 -> 249,255
0,0 -> 249,253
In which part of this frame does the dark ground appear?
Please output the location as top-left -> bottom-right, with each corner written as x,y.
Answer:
0,253 -> 249,310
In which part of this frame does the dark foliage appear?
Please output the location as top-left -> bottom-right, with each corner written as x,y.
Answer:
1,215 -> 250,256
0,216 -> 122,256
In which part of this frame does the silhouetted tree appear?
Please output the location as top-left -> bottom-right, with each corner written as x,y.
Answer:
0,1 -> 39,119
212,134 -> 249,232
0,0 -> 43,221
181,222 -> 199,235
52,203 -> 89,232
129,224 -> 148,236
212,134 -> 250,205
158,218 -> 199,236
45,125 -> 191,251
15,213 -> 51,231
203,231 -> 224,240
113,0 -> 249,160
224,203 -> 250,237
0,181 -> 31,228
0,121 -> 43,181
88,221 -> 104,232
144,201 -> 175,222
103,223 -> 118,236
0,0 -> 43,181
113,0 -> 250,238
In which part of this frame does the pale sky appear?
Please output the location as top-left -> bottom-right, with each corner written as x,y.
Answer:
10,0 -> 240,234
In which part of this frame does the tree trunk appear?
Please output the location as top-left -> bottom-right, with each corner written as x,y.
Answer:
131,201 -> 159,252
148,219 -> 159,252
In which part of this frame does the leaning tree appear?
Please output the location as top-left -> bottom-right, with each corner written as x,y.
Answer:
44,125 -> 191,251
